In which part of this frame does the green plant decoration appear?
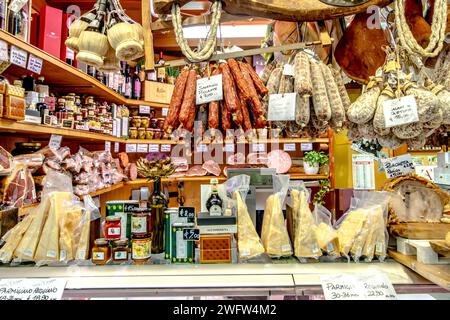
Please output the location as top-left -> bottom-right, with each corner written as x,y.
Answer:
304,151 -> 329,166
313,178 -> 331,205
166,66 -> 180,78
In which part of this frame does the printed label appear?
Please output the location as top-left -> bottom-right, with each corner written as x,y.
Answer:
252,143 -> 265,152
59,250 -> 66,261
162,108 -> 169,116
176,230 -> 187,258
283,143 -> 296,151
46,250 -> 57,259
131,216 -> 148,234
137,144 -> 148,153
139,105 -> 151,114
148,144 -> 159,152
224,144 -> 235,153
281,244 -> 292,253
104,141 -> 111,152
132,240 -> 150,259
125,144 -> 137,153
114,251 -> 128,260
92,252 -> 105,261
209,205 -> 222,216
108,227 -> 121,236
300,143 -> 313,151
0,41 -> 8,61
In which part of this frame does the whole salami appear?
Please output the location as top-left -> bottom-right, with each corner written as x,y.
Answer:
221,101 -> 232,131
320,63 -> 345,129
260,61 -> 276,85
220,63 -> 239,113
178,69 -> 198,125
294,51 -> 313,96
240,101 -> 253,132
208,68 -> 221,129
242,62 -> 268,96
227,58 -> 251,102
164,66 -> 189,133
310,61 -> 332,122
266,67 -> 282,94
239,61 -> 264,118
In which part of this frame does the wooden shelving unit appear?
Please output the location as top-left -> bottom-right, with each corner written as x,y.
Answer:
0,30 -> 168,109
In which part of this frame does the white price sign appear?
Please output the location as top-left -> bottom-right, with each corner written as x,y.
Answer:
300,143 -> 313,151
196,144 -> 208,153
321,272 -> 397,300
10,45 -> 27,68
352,154 -> 375,190
383,95 -> 419,128
49,135 -> 62,150
267,93 -> 296,121
0,278 -> 67,300
125,144 -> 137,153
114,142 -> 120,153
282,64 -> 295,76
161,144 -> 171,152
139,105 -> 151,114
162,107 -> 169,117
196,74 -> 223,105
0,40 -> 8,61
148,144 -> 159,152
137,144 -> 148,153
380,154 -> 415,178
104,141 -> 111,152
27,54 -> 43,74
252,143 -> 265,152
283,143 -> 296,151
224,144 -> 235,153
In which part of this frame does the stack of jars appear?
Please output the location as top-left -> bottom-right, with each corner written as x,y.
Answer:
92,208 -> 152,265
129,115 -> 166,140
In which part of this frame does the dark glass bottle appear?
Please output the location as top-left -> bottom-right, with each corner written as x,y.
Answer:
22,74 -> 35,91
149,177 -> 168,254
131,67 -> 141,100
156,51 -> 165,83
87,65 -> 96,77
206,178 -> 223,216
124,65 -> 131,99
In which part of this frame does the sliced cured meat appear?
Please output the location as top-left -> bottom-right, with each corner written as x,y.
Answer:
118,152 -> 129,168
125,163 -> 138,181
267,150 -> 292,174
202,160 -> 221,177
186,165 -> 208,177
227,153 -> 246,165
247,153 -> 268,165
0,146 -> 12,173
172,157 -> 189,172
169,172 -> 187,178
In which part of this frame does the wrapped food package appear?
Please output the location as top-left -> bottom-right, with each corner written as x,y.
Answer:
312,204 -> 339,256
0,146 -> 13,174
0,213 -> 34,263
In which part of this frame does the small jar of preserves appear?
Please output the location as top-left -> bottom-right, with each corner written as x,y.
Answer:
85,96 -> 95,104
157,118 -> 165,129
87,106 -> 96,117
140,116 -> 150,128
132,235 -> 151,264
145,128 -> 154,140
154,129 -> 162,139
131,116 -> 141,128
129,127 -> 138,139
150,117 -> 158,129
80,107 -> 88,118
98,105 -> 107,115
105,216 -> 122,240
138,128 -> 146,140
112,239 -> 129,263
92,238 -> 110,265
131,208 -> 151,237
74,112 -> 83,122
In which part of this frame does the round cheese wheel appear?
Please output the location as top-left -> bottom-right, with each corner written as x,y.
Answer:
267,150 -> 292,174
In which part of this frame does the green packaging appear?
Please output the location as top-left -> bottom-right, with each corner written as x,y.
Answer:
106,201 -> 140,240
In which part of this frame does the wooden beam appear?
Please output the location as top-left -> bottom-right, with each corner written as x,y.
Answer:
142,0 -> 155,70
157,40 -> 328,67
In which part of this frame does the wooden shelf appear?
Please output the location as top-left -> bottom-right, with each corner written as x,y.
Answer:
0,119 -> 122,143
84,182 -> 126,198
126,99 -> 168,109
408,149 -> 442,154
0,30 -> 168,109
290,174 -> 328,180
124,138 -> 329,146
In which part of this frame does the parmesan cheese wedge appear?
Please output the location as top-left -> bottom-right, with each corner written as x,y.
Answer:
0,213 -> 34,263
59,206 -> 83,262
337,209 -> 367,257
74,209 -> 91,260
14,196 -> 50,261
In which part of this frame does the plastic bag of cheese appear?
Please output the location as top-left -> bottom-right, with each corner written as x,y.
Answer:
334,191 -> 391,262
312,204 -> 339,257
261,175 -> 293,258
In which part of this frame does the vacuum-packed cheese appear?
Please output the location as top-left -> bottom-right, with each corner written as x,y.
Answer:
337,209 -> 367,257
59,206 -> 83,261
0,214 -> 34,263
314,222 -> 339,256
74,209 -> 91,260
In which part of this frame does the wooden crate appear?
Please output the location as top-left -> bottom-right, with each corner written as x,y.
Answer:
143,81 -> 174,104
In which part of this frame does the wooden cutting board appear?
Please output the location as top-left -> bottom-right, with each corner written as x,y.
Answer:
430,240 -> 450,258
390,223 -> 450,240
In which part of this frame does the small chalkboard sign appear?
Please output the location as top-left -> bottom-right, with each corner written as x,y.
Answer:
178,207 -> 195,219
182,228 -> 200,241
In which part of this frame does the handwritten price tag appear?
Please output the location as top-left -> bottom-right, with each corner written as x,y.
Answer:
114,142 -> 120,153
383,95 -> 419,128
10,46 -> 27,68
137,144 -> 148,153
104,141 -> 111,152
381,154 -> 415,178
49,135 -> 62,150
0,40 -> 8,61
125,144 -> 137,153
196,74 -> 223,105
224,144 -> 235,153
148,144 -> 159,152
162,108 -> 169,117
139,105 -> 151,114
161,144 -> 171,152
252,143 -> 265,152
283,143 -> 296,151
182,228 -> 200,241
196,144 -> 208,153
300,143 -> 313,151
0,278 -> 67,300
178,207 -> 195,219
27,54 -> 43,74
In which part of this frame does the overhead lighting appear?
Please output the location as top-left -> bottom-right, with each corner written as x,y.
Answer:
182,24 -> 268,39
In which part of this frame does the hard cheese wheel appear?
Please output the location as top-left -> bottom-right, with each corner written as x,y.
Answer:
267,150 -> 292,174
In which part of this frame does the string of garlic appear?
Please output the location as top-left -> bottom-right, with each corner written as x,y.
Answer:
171,1 -> 222,62
395,0 -> 447,58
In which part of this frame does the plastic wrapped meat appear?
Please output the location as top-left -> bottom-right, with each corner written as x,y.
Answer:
125,163 -> 138,181
13,153 -> 44,171
2,165 -> 36,208
247,153 -> 269,165
227,153 -> 246,165
186,165 -> 208,177
44,159 -> 61,171
0,146 -> 13,174
81,155 -> 94,172
74,172 -> 90,185
172,157 -> 189,172
118,152 -> 129,168
267,150 -> 292,174
92,150 -> 112,163
202,160 -> 221,176
74,184 -> 90,197
169,172 -> 187,178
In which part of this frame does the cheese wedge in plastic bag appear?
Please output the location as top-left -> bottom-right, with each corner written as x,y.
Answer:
73,195 -> 101,261
0,213 -> 34,263
336,209 -> 367,258
312,204 -> 339,256
261,175 -> 292,257
14,196 -> 50,261
35,192 -> 73,263
59,206 -> 83,262
362,206 -> 384,262
293,189 -> 322,258
236,190 -> 265,260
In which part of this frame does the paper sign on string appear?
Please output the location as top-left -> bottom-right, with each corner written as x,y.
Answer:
0,278 -> 67,300
196,74 -> 223,105
125,144 -> 137,153
383,95 -> 419,128
49,135 -> 62,150
10,46 -> 27,68
268,93 -> 296,121
27,55 -> 43,74
380,154 -> 415,178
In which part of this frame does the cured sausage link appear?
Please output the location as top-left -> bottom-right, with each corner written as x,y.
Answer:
227,58 -> 252,102
242,62 -> 269,96
208,68 -> 221,129
238,61 -> 264,118
220,63 -> 239,113
221,100 -> 232,131
179,69 -> 198,126
164,66 -> 189,133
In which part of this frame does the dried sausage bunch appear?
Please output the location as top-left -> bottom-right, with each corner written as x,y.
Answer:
262,51 -> 350,138
163,59 -> 269,142
346,51 -> 450,150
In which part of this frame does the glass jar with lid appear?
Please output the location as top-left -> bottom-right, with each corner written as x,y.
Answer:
131,208 -> 151,237
105,216 -> 122,240
131,116 -> 141,128
138,128 -> 146,140
129,127 -> 138,139
112,239 -> 129,263
132,235 -> 151,264
92,238 -> 110,265
140,116 -> 150,129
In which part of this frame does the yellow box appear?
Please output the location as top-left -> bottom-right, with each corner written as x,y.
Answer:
144,81 -> 174,104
